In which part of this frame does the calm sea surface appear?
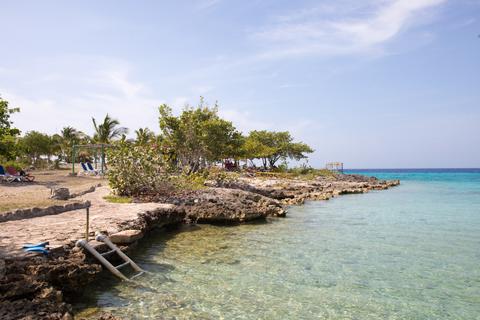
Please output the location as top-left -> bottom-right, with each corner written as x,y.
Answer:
77,169 -> 480,319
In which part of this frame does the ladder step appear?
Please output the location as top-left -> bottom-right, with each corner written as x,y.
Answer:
130,271 -> 145,280
101,249 -> 117,256
115,261 -> 130,269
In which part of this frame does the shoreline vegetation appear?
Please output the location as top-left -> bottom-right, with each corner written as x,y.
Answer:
0,96 -> 400,319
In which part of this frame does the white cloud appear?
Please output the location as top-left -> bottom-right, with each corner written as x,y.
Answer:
252,0 -> 446,58
2,56 -> 163,136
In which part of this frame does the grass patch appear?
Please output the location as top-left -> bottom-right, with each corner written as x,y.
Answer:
103,195 -> 133,204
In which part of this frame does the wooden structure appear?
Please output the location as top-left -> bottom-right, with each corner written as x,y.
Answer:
76,234 -> 145,281
326,162 -> 344,173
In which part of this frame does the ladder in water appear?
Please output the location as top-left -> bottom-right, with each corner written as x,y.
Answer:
76,234 -> 145,281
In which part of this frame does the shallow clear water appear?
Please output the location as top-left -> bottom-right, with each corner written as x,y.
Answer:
78,169 -> 480,319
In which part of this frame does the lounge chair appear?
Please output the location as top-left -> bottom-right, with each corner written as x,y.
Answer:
80,162 -> 90,175
80,162 -> 97,175
6,166 -> 35,182
0,165 -> 16,183
86,162 -> 99,175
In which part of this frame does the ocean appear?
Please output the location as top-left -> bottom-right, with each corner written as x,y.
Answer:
77,169 -> 480,319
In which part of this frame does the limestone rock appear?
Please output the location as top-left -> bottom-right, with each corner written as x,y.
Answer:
109,229 -> 144,244
0,250 -> 100,319
50,187 -> 70,200
209,174 -> 400,206
180,187 -> 286,223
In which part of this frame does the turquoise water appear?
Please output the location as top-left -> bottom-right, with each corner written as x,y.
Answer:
79,169 -> 480,319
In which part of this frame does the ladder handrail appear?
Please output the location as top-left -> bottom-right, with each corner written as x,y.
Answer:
96,234 -> 144,273
76,239 -> 129,281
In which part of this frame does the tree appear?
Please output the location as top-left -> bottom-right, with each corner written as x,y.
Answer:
92,114 -> 128,144
158,98 -> 243,173
244,130 -> 313,169
242,133 -> 275,168
135,127 -> 155,145
57,126 -> 89,162
0,96 -> 20,160
18,131 -> 52,164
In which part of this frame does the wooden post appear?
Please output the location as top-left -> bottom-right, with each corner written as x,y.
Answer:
85,207 -> 90,241
101,144 -> 105,175
71,145 -> 76,175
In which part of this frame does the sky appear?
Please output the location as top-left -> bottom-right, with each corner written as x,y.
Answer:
1,0 -> 479,168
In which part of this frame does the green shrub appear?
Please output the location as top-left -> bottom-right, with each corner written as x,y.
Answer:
107,141 -> 173,196
0,160 -> 28,171
206,166 -> 239,184
171,172 -> 207,190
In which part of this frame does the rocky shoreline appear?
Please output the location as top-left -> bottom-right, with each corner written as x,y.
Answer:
0,173 -> 399,320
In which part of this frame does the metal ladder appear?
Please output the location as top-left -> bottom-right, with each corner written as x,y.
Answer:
76,234 -> 145,281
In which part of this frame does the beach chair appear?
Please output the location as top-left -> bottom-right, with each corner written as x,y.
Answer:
86,162 -> 99,175
6,166 -> 35,182
80,162 -> 97,175
80,162 -> 90,175
0,165 -> 16,183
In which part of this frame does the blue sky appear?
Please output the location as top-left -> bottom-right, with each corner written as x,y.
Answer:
1,0 -> 479,168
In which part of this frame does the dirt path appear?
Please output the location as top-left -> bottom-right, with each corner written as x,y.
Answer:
0,171 -> 103,212
0,186 -> 174,258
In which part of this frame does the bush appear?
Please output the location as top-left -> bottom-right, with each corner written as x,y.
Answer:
107,141 -> 173,196
206,167 -> 239,184
0,159 -> 29,171
171,172 -> 207,191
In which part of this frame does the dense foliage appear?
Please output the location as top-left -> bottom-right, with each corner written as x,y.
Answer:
0,97 -> 126,167
18,131 -> 57,163
0,96 -> 20,160
107,141 -> 172,196
159,99 -> 243,173
158,98 -> 313,172
134,127 -> 155,145
243,130 -> 313,169
1,93 -> 317,196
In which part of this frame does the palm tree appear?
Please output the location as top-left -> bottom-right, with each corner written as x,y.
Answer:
61,126 -> 78,141
92,114 -> 128,171
58,126 -> 79,162
57,126 -> 90,162
92,114 -> 128,144
135,127 -> 155,145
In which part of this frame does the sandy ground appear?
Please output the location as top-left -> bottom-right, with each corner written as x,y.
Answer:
0,186 -> 174,258
0,170 -> 104,212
